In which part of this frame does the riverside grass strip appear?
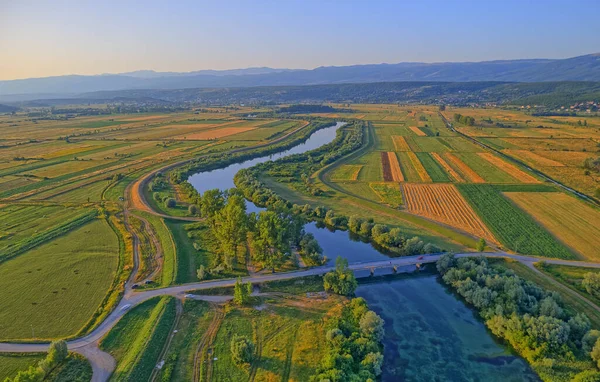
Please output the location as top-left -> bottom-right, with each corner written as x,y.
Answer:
444,153 -> 485,183
477,152 -> 540,183
403,183 -> 496,244
407,152 -> 432,182
457,184 -> 575,259
431,152 -> 465,182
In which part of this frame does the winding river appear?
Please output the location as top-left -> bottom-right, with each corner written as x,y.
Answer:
188,122 -> 537,381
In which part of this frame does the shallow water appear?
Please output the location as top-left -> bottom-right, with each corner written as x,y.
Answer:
356,276 -> 539,382
188,121 -> 538,380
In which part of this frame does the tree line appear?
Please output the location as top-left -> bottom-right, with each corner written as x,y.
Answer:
453,113 -> 475,126
437,254 -> 600,381
5,340 -> 68,382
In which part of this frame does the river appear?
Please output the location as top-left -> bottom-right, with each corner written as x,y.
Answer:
187,121 -> 537,381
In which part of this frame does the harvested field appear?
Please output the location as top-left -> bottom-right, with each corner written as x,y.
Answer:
505,192 -> 600,260
431,153 -> 464,182
392,136 -> 411,151
403,183 -> 496,243
178,126 -> 256,140
381,152 -> 404,181
477,152 -> 539,183
408,126 -> 427,136
407,152 -> 432,182
387,152 -> 404,181
444,153 -> 485,183
369,182 -> 403,208
506,150 -> 565,167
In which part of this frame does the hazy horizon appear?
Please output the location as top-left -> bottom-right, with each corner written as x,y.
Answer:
1,0 -> 599,81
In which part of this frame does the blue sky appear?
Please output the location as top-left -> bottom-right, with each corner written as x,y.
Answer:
1,0 -> 599,80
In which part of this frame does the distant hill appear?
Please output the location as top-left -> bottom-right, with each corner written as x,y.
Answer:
1,54 -> 599,100
14,81 -> 599,108
0,104 -> 18,113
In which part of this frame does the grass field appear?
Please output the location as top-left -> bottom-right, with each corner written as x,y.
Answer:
330,164 -> 363,181
0,218 -> 119,340
0,354 -> 44,381
416,152 -> 451,182
505,192 -> 600,260
458,184 -> 575,258
101,296 -> 176,381
369,182 -> 403,208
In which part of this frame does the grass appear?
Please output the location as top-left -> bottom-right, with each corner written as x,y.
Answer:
536,263 -> 600,313
0,354 -> 44,381
258,275 -> 325,294
137,212 -> 177,286
456,152 -> 518,183
101,296 -> 176,381
210,297 -> 335,381
157,300 -> 213,381
416,152 -> 451,182
0,218 -> 119,340
457,184 -> 575,258
330,164 -> 362,181
47,353 -> 93,381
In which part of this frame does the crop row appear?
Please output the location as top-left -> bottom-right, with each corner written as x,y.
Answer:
457,184 -> 574,258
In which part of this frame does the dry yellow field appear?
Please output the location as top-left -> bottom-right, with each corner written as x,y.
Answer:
408,126 -> 427,136
392,136 -> 411,151
445,153 -> 485,183
477,152 -> 539,183
403,183 -> 496,243
505,192 -> 600,260
505,150 -> 564,167
431,153 -> 464,182
407,152 -> 432,182
387,152 -> 404,181
179,126 -> 257,140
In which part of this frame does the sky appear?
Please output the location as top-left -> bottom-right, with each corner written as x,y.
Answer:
1,0 -> 599,80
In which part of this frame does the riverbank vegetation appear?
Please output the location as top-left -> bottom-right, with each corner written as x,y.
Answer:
438,254 -> 600,381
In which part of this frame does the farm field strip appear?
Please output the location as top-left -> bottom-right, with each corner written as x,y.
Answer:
330,165 -> 363,181
444,153 -> 485,183
408,126 -> 427,136
505,150 -> 566,167
392,135 -> 411,151
431,152 -> 464,182
403,183 -> 496,243
380,152 -> 393,182
477,152 -> 539,183
407,152 -> 432,182
505,192 -> 600,261
369,182 -> 403,207
387,152 -> 404,181
416,152 -> 451,182
458,184 -> 575,259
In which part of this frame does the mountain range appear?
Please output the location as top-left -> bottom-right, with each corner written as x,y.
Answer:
0,53 -> 599,101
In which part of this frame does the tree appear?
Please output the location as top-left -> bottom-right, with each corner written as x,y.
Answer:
165,198 -> 176,208
188,204 -> 198,216
233,278 -> 250,305
231,335 -> 255,367
360,352 -> 384,377
213,194 -> 248,267
348,215 -> 363,233
200,189 -> 225,221
196,265 -> 206,280
360,311 -> 385,341
47,340 -> 68,366
583,330 -> 600,354
439,104 -> 446,111
323,257 -> 357,296
250,211 -> 291,272
582,272 -> 600,297
573,370 -> 600,382
476,238 -> 486,252
592,337 -> 600,368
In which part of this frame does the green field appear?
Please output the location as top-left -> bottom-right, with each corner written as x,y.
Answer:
101,296 -> 176,381
415,152 -> 451,182
0,354 -> 44,381
458,184 -> 575,258
0,218 -> 119,340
